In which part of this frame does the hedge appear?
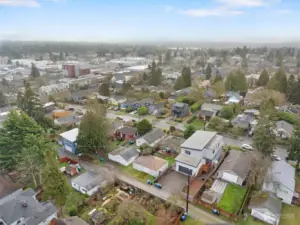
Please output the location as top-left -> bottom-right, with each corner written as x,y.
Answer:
272,112 -> 299,125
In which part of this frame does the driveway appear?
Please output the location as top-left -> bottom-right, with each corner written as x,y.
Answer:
158,170 -> 188,194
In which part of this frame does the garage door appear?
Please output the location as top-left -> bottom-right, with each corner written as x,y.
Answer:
178,165 -> 193,176
222,172 -> 238,183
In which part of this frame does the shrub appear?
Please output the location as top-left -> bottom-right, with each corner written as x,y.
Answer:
68,206 -> 77,216
184,125 -> 196,139
137,106 -> 149,116
272,111 -> 299,125
174,118 -> 183,122
137,119 -> 152,135
125,107 -> 134,113
169,126 -> 176,133
187,115 -> 196,123
191,103 -> 201,112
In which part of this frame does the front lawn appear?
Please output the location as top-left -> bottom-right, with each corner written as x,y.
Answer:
217,183 -> 247,214
118,165 -> 155,183
190,119 -> 205,130
280,204 -> 300,225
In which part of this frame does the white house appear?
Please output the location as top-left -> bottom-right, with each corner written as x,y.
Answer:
262,160 -> 296,204
0,188 -> 57,225
217,150 -> 253,185
136,128 -> 167,147
133,155 -> 168,177
108,146 -> 140,166
175,131 -> 223,177
248,192 -> 282,225
71,171 -> 107,196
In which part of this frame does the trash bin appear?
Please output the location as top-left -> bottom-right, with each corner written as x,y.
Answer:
100,158 -> 104,163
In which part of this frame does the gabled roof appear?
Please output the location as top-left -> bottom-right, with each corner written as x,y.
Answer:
218,150 -> 253,180
110,147 -> 139,162
181,131 -> 217,150
140,128 -> 165,144
117,126 -> 137,135
276,120 -> 294,135
60,128 -> 79,142
249,192 -> 282,216
134,155 -> 167,171
201,103 -> 223,112
71,172 -> 105,191
265,160 -> 295,192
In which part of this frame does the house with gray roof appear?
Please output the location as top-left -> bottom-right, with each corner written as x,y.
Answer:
136,128 -> 167,147
171,102 -> 190,118
275,120 -> 294,139
108,146 -> 140,166
263,160 -> 296,204
231,114 -> 255,130
159,136 -> 185,154
217,150 -> 253,185
248,192 -> 282,225
0,188 -> 57,225
175,131 -> 224,176
71,171 -> 107,196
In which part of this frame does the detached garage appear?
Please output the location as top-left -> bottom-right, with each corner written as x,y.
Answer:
108,146 -> 139,166
133,155 -> 168,177
217,150 -> 252,185
248,192 -> 282,225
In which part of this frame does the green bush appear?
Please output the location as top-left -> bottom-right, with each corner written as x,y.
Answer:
191,103 -> 201,112
220,106 -> 234,119
177,96 -> 196,105
272,112 -> 299,125
187,115 -> 196,123
174,118 -> 183,122
125,107 -> 134,113
68,206 -> 77,216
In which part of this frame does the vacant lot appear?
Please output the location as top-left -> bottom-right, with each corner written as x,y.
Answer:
217,183 -> 247,214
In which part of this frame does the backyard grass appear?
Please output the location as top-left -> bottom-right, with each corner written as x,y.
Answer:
118,165 -> 155,183
279,204 -> 300,225
217,183 -> 247,214
155,152 -> 176,166
189,119 -> 205,130
109,139 -> 126,150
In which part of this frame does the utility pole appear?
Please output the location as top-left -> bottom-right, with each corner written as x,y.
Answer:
186,175 -> 190,213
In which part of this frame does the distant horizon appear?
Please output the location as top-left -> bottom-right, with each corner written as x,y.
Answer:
1,0 -> 300,43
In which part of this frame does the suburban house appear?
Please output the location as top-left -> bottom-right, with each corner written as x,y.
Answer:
244,109 -> 260,117
277,105 -> 300,115
54,115 -> 81,126
159,136 -> 185,154
175,131 -> 224,176
217,150 -> 253,186
59,128 -> 78,154
133,155 -> 168,177
262,160 -> 296,204
115,126 -> 137,140
171,102 -> 190,118
199,103 -> 223,121
71,171 -> 107,196
0,188 -> 57,225
231,114 -> 256,130
275,120 -> 294,139
109,95 -> 127,106
132,98 -> 155,110
43,102 -> 56,113
149,103 -> 165,116
136,128 -> 167,147
108,146 -> 140,166
248,192 -> 282,225
109,119 -> 124,136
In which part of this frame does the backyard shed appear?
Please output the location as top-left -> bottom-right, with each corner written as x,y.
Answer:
108,146 -> 140,166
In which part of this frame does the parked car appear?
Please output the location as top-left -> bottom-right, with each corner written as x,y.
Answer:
242,144 -> 253,151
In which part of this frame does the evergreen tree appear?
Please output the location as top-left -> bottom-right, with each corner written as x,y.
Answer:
206,63 -> 212,80
77,103 -> 108,153
267,68 -> 287,93
174,76 -> 185,90
256,69 -> 269,86
288,127 -> 300,170
30,63 -> 40,78
0,91 -> 6,106
158,54 -> 162,66
225,70 -> 248,93
149,61 -> 162,86
165,50 -> 171,64
182,66 -> 192,87
99,83 -> 110,96
212,72 -> 222,84
43,151 -> 70,214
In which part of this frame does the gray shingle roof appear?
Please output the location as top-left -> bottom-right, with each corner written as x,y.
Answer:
175,153 -> 201,168
218,150 -> 253,180
0,189 -> 57,225
142,128 -> 165,144
110,147 -> 139,162
117,126 -> 137,135
181,131 -> 217,150
71,172 -> 105,191
249,192 -> 282,216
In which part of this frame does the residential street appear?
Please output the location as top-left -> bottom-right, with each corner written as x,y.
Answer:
79,160 -> 229,225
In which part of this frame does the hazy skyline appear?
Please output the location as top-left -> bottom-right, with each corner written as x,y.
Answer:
1,0 -> 299,42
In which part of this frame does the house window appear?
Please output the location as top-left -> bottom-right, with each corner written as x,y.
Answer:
185,150 -> 191,155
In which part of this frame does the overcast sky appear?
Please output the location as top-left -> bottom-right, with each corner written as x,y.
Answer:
0,0 -> 299,42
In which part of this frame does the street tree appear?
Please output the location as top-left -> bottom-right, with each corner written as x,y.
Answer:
257,69 -> 269,86
99,82 -> 110,96
30,63 -> 40,78
137,106 -> 148,116
288,127 -> 300,170
253,117 -> 276,157
184,125 -> 196,139
43,150 -> 70,214
77,103 -> 108,154
137,119 -> 152,135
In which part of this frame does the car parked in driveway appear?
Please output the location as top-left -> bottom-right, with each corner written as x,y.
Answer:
242,144 -> 253,151
271,154 -> 281,161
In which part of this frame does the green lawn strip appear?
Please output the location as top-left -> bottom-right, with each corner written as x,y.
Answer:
190,119 -> 205,130
181,217 -> 205,225
217,183 -> 247,214
280,204 -> 300,225
155,152 -> 176,166
118,165 -> 155,183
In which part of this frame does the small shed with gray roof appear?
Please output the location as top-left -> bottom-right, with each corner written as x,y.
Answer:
71,171 -> 107,196
108,146 -> 140,166
248,192 -> 282,225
